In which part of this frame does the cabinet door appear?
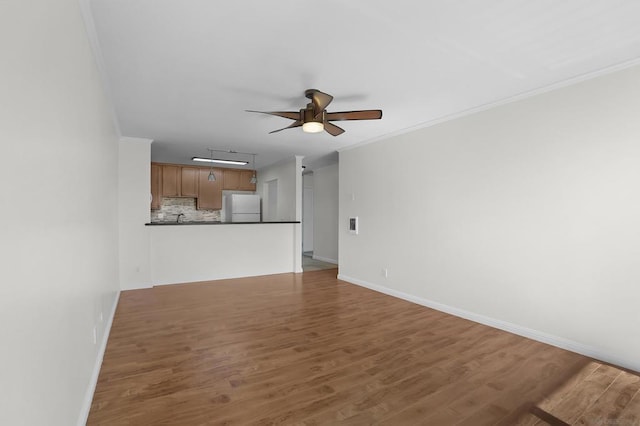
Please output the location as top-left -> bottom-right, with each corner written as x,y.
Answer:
161,165 -> 180,197
223,169 -> 240,190
238,170 -> 256,191
197,168 -> 223,210
151,163 -> 162,209
181,167 -> 199,197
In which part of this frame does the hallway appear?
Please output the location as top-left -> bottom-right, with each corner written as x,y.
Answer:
302,251 -> 337,271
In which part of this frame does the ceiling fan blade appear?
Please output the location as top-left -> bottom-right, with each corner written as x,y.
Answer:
325,110 -> 383,121
269,121 -> 303,134
306,89 -> 333,117
246,110 -> 300,121
324,122 -> 345,136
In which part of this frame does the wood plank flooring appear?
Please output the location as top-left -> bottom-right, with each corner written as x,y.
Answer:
88,269 -> 640,425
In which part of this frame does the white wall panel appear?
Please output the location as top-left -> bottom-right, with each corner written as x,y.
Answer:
0,1 -> 121,424
118,138 -> 152,290
150,224 -> 297,285
313,164 -> 339,264
339,64 -> 640,371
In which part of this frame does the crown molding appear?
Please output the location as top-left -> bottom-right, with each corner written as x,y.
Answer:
78,0 -> 122,138
339,57 -> 640,154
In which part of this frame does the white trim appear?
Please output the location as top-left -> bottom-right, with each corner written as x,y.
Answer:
77,291 -> 121,426
337,274 -> 639,373
312,255 -> 338,265
338,57 -> 640,154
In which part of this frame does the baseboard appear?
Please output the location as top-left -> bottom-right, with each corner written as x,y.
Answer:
312,255 -> 338,264
77,290 -> 120,426
337,274 -> 639,373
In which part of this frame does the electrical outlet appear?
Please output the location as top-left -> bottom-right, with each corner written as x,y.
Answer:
382,268 -> 389,278
99,310 -> 104,323
92,326 -> 97,345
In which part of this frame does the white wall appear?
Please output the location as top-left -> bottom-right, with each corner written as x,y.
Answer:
0,0 -> 121,424
257,155 -> 303,272
339,64 -> 640,372
294,156 -> 303,272
150,224 -> 297,284
119,138 -> 152,290
313,164 -> 339,264
257,156 -> 299,221
302,174 -> 314,252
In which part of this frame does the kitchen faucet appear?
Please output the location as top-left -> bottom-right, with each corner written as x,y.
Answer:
176,213 -> 185,223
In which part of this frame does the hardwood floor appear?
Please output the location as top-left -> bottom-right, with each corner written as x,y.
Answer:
88,270 -> 640,425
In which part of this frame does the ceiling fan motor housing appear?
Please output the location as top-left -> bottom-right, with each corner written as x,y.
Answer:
303,106 -> 323,124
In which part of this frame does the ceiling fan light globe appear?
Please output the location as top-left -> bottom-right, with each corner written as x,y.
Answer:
302,122 -> 324,133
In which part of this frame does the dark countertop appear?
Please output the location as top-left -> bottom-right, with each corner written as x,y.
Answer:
146,221 -> 300,226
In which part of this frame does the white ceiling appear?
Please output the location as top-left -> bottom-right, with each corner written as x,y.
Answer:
89,0 -> 640,170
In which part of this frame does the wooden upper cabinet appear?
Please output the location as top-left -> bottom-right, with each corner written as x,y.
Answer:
151,163 -> 162,210
151,163 -> 252,211
161,165 -> 180,197
197,168 -> 223,210
239,170 -> 256,191
223,169 -> 256,191
222,169 -> 240,190
180,167 -> 199,197
159,164 -> 199,198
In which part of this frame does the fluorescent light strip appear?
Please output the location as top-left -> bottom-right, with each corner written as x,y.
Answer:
192,157 -> 249,165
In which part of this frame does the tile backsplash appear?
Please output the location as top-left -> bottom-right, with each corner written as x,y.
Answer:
151,197 -> 221,223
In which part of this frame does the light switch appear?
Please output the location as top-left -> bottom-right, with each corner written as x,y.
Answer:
349,217 -> 358,234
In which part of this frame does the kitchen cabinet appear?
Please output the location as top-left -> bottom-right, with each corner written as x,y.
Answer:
197,168 -> 223,210
152,163 -> 253,211
151,163 -> 162,210
222,169 -> 240,190
161,165 -> 180,197
160,164 -> 199,198
239,170 -> 256,191
223,169 -> 257,191
180,167 -> 199,197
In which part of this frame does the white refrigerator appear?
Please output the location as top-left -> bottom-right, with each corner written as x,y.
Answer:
224,194 -> 261,222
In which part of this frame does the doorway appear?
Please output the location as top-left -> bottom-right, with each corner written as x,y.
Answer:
301,172 -> 337,271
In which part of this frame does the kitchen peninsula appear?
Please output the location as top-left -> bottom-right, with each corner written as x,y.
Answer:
146,221 -> 301,286
144,160 -> 302,286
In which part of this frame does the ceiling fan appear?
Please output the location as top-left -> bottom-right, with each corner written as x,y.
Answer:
247,89 -> 382,136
